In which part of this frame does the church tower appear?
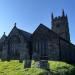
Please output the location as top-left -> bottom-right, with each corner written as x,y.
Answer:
51,10 -> 70,42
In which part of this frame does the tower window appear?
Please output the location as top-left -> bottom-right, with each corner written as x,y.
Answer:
56,24 -> 60,28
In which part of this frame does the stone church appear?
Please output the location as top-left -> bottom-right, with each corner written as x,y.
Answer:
0,10 -> 75,64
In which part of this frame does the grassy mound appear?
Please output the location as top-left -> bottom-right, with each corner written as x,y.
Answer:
49,61 -> 75,75
0,60 -> 75,75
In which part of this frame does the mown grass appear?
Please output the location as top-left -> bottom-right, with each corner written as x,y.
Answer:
0,60 -> 75,75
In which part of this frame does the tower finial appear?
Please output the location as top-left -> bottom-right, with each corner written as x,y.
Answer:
62,9 -> 65,17
51,12 -> 54,20
4,32 -> 5,35
14,22 -> 17,28
14,22 -> 16,27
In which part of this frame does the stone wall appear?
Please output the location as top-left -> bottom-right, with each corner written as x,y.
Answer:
1,44 -> 8,60
59,38 -> 75,63
47,37 -> 59,60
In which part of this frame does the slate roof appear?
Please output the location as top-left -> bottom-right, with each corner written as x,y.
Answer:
17,28 -> 31,40
32,23 -> 58,36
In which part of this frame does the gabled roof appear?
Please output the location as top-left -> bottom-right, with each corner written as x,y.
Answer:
7,25 -> 31,41
32,23 -> 58,36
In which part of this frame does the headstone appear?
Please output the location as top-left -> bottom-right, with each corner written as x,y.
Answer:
35,60 -> 49,70
24,60 -> 31,68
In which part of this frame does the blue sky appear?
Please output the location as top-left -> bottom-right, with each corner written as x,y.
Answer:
0,0 -> 75,44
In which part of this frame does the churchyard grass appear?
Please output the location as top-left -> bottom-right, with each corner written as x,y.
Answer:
0,60 -> 75,75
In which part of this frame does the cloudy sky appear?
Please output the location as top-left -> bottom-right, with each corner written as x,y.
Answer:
0,0 -> 75,44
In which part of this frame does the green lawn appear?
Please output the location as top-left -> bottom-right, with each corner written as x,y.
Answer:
0,60 -> 75,75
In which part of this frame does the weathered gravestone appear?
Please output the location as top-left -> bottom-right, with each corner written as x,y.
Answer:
24,60 -> 31,68
34,60 -> 49,70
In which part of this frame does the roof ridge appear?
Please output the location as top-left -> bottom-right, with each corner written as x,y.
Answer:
17,28 -> 31,35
